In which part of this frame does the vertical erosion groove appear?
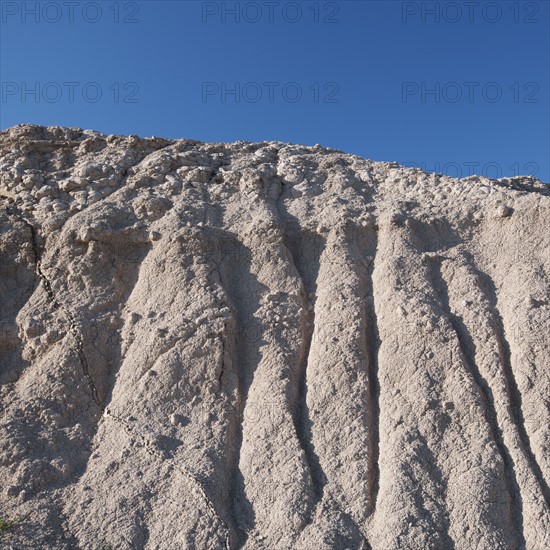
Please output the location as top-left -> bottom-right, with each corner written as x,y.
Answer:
362,227 -> 381,517
287,223 -> 379,545
215,234 -> 266,549
428,256 -> 525,547
473,264 -> 550,508
273,180 -> 326,525
283,228 -> 326,518
293,252 -> 326,505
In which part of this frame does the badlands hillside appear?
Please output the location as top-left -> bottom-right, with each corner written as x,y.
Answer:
0,124 -> 548,550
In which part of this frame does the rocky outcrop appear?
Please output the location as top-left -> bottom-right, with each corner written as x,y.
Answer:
0,124 -> 548,549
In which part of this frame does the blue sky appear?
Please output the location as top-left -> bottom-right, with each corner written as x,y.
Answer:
1,0 -> 549,181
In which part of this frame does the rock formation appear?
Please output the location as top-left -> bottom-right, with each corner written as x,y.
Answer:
0,124 -> 548,549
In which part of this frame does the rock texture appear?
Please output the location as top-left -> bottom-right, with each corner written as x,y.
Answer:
0,124 -> 548,550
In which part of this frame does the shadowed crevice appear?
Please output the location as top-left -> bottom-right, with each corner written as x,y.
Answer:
284,228 -> 328,517
215,231 -> 266,549
429,257 -> 525,549
359,226 -> 381,518
273,178 -> 327,521
471,261 -> 550,509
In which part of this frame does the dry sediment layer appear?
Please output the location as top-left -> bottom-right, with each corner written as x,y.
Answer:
0,124 -> 548,549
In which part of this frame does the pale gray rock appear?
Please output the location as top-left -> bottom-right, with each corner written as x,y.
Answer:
0,124 -> 548,550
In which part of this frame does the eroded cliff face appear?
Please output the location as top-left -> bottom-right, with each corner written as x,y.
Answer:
0,124 -> 548,550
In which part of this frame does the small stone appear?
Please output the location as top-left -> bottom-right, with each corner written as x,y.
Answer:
35,185 -> 54,199
170,413 -> 184,426
497,205 -> 513,218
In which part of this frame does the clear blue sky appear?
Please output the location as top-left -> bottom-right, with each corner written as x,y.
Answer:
1,0 -> 549,181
